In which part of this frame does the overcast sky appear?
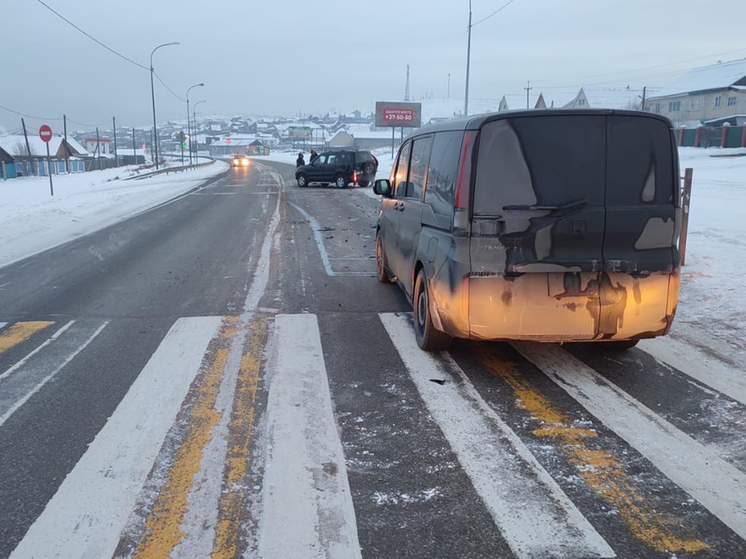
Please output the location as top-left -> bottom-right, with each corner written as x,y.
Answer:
2,0 -> 745,132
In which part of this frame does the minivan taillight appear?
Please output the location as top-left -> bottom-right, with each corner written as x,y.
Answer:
453,131 -> 476,234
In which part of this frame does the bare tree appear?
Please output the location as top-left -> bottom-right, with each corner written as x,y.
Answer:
624,98 -> 643,111
12,141 -> 37,156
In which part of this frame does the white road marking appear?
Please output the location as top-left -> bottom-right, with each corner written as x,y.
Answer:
288,201 -> 376,277
380,313 -> 614,559
0,322 -> 107,428
639,336 -> 746,407
244,170 -> 282,311
514,341 -> 746,542
9,316 -> 222,559
0,320 -> 74,382
0,322 -> 7,330
258,314 -> 362,559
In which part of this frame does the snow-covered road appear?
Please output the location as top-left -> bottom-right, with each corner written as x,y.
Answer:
0,160 -> 229,269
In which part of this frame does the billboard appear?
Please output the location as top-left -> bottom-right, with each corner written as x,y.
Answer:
288,126 -> 311,139
375,101 -> 422,128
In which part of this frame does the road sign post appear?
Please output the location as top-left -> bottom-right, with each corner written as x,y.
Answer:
39,124 -> 54,197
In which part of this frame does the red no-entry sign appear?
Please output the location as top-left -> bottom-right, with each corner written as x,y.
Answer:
39,124 -> 53,143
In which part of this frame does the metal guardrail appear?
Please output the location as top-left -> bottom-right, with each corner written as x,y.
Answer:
125,157 -> 216,181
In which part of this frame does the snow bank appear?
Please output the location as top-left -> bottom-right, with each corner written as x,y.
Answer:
0,160 -> 229,268
673,148 -> 746,364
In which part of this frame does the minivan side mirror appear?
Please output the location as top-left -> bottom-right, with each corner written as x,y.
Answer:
373,179 -> 392,197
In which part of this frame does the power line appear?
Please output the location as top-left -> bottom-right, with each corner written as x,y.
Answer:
33,1 -> 188,105
34,0 -> 149,71
472,0 -> 518,27
533,47 -> 746,87
154,71 -> 186,102
0,103 -> 63,121
66,116 -> 111,128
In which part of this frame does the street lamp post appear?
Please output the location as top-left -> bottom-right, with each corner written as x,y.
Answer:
186,83 -> 204,165
193,100 -> 206,163
150,41 -> 179,170
464,0 -> 472,117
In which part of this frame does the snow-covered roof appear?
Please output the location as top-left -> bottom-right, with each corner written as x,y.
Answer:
652,59 -> 746,99
0,134 -> 89,157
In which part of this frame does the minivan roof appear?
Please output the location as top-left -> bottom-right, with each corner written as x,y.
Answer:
415,109 -> 673,135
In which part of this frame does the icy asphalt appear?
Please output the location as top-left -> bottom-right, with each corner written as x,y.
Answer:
0,160 -> 745,559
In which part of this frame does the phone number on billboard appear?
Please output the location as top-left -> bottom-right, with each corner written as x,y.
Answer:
383,111 -> 414,122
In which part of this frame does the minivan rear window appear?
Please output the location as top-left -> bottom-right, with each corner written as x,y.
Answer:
473,116 -> 606,216
425,131 -> 463,216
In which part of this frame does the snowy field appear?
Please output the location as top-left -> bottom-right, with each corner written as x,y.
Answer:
664,148 -> 746,365
0,159 -> 229,268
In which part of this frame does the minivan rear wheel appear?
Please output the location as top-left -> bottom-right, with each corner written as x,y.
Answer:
297,174 -> 308,187
413,269 -> 451,352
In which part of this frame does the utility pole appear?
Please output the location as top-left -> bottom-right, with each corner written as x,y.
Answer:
21,118 -> 34,176
464,0 -> 472,116
448,73 -> 451,99
96,127 -> 102,171
150,42 -> 180,170
641,86 -> 647,111
63,114 -> 69,173
193,100 -> 206,164
132,127 -> 136,166
524,80 -> 533,109
404,64 -> 411,102
186,83 -> 204,165
113,116 -> 119,167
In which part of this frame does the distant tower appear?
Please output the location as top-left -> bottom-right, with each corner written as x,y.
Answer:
404,64 -> 411,102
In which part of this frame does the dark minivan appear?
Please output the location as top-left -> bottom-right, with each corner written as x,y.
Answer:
296,150 -> 378,188
374,109 -> 681,351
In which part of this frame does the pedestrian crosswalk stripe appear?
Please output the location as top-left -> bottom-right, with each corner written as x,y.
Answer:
514,341 -> 746,544
133,316 -> 239,558
478,346 -> 708,553
9,316 -> 222,559
0,321 -> 54,357
0,321 -> 107,428
259,314 -> 362,558
380,313 -> 614,559
211,315 -> 267,559
639,336 -> 746,407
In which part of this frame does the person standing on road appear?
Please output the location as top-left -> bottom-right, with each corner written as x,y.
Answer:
296,152 -> 305,167
310,149 -> 319,163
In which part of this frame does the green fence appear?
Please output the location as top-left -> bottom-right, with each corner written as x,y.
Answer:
676,126 -> 744,148
725,126 -> 744,148
681,128 -> 696,147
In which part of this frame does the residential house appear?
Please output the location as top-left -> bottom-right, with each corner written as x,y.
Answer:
0,134 -> 88,176
645,59 -> 746,127
86,137 -> 111,156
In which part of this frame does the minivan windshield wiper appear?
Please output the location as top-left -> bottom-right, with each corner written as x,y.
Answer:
502,198 -> 588,212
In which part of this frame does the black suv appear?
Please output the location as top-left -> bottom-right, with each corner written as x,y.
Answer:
295,150 -> 378,188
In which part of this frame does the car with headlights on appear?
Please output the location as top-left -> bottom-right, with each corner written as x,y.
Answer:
232,154 -> 250,168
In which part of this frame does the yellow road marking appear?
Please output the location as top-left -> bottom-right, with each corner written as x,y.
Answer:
133,316 -> 239,559
211,315 -> 267,559
480,349 -> 709,554
0,321 -> 54,356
